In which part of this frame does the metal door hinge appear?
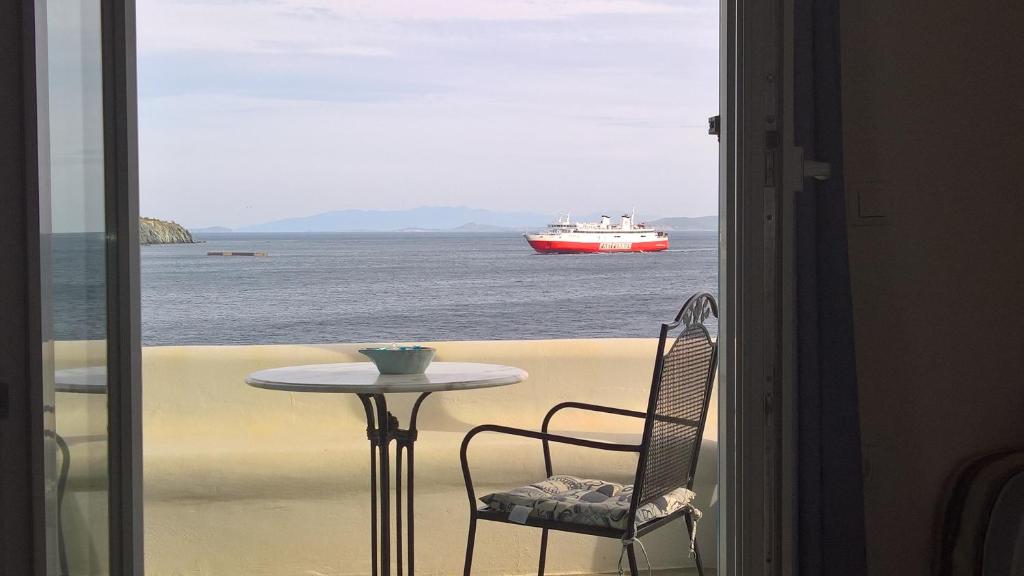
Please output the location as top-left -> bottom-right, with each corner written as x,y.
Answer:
708,115 -> 720,139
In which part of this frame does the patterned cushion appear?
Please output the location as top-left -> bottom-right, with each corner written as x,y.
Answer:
479,475 -> 699,531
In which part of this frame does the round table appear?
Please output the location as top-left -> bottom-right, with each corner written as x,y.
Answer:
245,362 -> 527,576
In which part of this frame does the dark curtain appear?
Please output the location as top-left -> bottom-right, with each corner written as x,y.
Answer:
793,0 -> 869,573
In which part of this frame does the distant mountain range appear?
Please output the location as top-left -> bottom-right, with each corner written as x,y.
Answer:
237,206 -> 551,233
645,216 -> 718,231
193,207 -> 717,234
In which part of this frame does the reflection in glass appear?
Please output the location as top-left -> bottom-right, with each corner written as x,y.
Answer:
39,0 -> 110,572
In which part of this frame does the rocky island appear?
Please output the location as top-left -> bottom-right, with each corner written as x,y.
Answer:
140,217 -> 196,245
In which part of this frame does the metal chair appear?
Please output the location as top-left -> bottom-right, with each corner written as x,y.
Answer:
460,293 -> 718,576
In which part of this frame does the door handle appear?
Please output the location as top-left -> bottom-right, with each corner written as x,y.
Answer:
708,115 -> 720,139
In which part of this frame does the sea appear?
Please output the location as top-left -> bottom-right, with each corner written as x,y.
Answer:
53,232 -> 719,346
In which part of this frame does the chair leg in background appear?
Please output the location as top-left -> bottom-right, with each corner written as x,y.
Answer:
692,538 -> 705,576
626,543 -> 640,576
537,528 -> 549,575
463,516 -> 477,576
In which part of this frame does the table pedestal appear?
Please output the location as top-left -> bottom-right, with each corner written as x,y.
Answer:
358,392 -> 431,576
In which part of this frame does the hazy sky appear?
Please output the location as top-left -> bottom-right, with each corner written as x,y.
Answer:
137,0 -> 719,229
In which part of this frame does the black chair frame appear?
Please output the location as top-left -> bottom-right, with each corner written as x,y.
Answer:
460,293 -> 719,576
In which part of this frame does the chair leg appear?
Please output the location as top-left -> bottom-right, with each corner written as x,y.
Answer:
463,516 -> 477,576
692,538 -> 705,576
626,543 -> 640,576
685,514 -> 705,576
538,528 -> 549,576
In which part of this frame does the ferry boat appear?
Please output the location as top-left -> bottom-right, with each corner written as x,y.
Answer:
524,213 -> 669,254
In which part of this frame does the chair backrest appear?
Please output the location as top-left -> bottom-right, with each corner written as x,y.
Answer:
631,293 -> 718,515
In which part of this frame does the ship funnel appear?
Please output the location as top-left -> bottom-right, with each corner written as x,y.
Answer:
620,214 -> 632,231
600,215 -> 611,227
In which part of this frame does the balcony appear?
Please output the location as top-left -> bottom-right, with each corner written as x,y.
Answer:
55,338 -> 718,575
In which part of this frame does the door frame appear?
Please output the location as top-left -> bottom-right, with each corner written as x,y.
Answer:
0,0 -> 47,573
4,0 -> 800,571
101,0 -> 144,569
718,0 -> 797,571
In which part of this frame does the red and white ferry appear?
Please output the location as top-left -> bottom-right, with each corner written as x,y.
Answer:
525,213 -> 669,254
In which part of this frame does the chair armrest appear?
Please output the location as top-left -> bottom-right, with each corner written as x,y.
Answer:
541,402 -> 647,475
460,424 -> 641,511
542,401 -> 646,432
464,424 -> 642,454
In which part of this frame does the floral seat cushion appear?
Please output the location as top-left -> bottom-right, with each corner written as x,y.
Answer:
479,474 -> 699,531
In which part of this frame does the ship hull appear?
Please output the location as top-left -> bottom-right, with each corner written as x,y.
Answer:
526,238 -> 669,253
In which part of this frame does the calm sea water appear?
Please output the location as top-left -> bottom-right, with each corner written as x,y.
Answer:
134,231 -> 717,345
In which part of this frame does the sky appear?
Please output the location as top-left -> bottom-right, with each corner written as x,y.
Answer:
136,0 -> 719,229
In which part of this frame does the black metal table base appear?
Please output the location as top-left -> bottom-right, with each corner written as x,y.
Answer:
358,392 -> 431,576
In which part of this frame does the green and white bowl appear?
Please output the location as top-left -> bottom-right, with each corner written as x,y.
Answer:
359,346 -> 436,375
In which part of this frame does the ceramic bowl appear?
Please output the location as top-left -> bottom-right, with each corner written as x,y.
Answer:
358,346 -> 436,375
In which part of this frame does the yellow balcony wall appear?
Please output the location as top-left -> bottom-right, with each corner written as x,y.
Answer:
55,339 -> 718,575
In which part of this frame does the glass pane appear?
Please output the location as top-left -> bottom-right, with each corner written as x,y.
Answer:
39,0 -> 110,572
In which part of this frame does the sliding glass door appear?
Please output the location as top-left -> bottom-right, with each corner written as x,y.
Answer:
33,0 -> 142,571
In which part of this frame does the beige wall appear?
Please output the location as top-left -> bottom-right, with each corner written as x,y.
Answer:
841,2 -> 1024,573
57,339 -> 717,575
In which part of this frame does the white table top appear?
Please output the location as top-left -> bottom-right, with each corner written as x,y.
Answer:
55,366 -> 107,394
245,362 -> 527,394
